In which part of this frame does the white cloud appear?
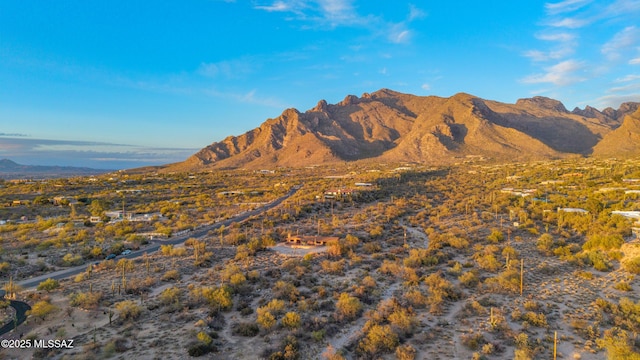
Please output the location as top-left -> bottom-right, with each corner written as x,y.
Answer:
615,74 -> 640,82
254,1 -> 297,12
379,67 -> 387,75
606,82 -> 640,92
521,59 -> 585,86
545,0 -> 592,14
548,17 -> 590,28
630,58 -> 640,64
388,26 -> 411,44
204,88 -> 286,108
602,26 -> 640,60
594,93 -> 640,108
421,83 -> 430,91
408,4 -> 426,21
252,0 -> 418,45
198,59 -> 256,79
605,0 -> 640,16
523,46 -> 575,62
535,32 -> 576,42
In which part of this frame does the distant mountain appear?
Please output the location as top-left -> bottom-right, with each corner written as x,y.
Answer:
0,159 -> 111,179
163,89 -> 639,170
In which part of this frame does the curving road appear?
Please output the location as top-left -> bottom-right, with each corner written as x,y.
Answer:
0,300 -> 31,336
0,185 -> 301,333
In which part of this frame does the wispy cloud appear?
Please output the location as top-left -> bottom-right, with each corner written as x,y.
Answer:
547,17 -> 590,28
521,59 -> 585,85
524,0 -> 640,107
252,1 -> 425,45
524,31 -> 577,61
606,82 -> 640,93
198,58 -> 257,79
545,0 -> 593,14
594,93 -> 640,108
408,4 -> 427,21
615,74 -> 640,82
387,24 -> 411,44
523,48 -> 574,62
254,0 -> 296,12
0,132 -> 28,137
203,88 -> 287,108
601,26 -> 640,60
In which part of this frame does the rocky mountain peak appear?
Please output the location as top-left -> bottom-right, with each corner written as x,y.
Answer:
516,96 -> 568,113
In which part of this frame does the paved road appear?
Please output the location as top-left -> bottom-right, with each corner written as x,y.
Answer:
0,300 -> 31,336
0,185 -> 301,332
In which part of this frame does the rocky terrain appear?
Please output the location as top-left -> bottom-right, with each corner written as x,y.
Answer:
164,89 -> 639,171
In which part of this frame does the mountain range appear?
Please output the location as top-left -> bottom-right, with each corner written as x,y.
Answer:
0,159 -> 110,179
164,89 -> 639,170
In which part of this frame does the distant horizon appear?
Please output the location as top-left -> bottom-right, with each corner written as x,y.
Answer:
2,1 -> 639,168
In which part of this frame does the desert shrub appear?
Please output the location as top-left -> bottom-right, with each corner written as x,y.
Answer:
232,322 -> 260,337
596,328 -> 640,359
281,312 -> 301,330
357,324 -> 399,357
396,344 -> 417,360
520,311 -> 547,327
623,256 -> 640,274
459,271 -> 479,287
587,250 -> 611,271
536,233 -> 555,253
583,234 -> 625,251
403,288 -> 428,308
115,300 -> 142,320
363,242 -> 382,254
487,229 -> 504,243
273,281 -> 299,302
388,307 -> 417,336
483,269 -> 520,293
321,259 -> 345,275
61,253 -> 83,266
335,292 -> 362,321
461,332 -> 486,350
69,291 -> 102,309
37,278 -> 60,292
29,300 -> 57,320
189,286 -> 232,312
614,281 -> 633,292
159,286 -> 182,307
188,342 -> 216,357
475,254 -> 501,272
257,309 -> 276,330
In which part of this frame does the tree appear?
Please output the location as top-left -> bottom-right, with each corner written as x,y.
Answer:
257,309 -> 276,330
29,300 -> 57,320
335,292 -> 362,321
37,278 -> 60,293
115,300 -> 142,320
357,324 -> 399,357
281,311 -> 301,330
89,199 -> 111,217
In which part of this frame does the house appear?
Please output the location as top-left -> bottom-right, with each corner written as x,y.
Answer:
355,183 -> 373,187
324,188 -> 356,197
611,211 -> 640,219
286,233 -> 338,246
557,207 -> 588,214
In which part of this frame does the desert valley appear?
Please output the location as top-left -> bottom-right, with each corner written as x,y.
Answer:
2,90 -> 640,359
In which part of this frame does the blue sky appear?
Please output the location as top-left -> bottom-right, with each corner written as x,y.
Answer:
1,0 -> 639,169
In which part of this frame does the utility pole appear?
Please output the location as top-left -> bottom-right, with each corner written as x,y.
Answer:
520,258 -> 524,297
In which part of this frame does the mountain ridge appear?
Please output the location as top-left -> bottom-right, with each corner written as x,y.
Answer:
164,89 -> 639,171
0,159 -> 111,179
